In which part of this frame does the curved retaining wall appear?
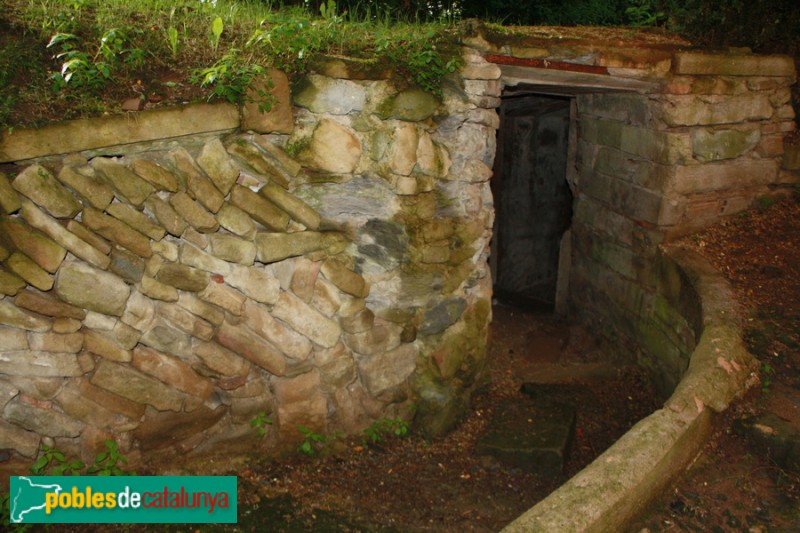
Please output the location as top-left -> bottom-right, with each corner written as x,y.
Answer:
503,244 -> 759,532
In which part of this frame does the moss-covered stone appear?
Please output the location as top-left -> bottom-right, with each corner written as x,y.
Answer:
377,88 -> 439,122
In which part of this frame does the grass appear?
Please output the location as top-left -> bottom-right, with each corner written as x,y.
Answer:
0,0 -> 464,129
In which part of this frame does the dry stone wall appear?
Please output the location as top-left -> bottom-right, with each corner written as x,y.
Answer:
0,51 -> 499,469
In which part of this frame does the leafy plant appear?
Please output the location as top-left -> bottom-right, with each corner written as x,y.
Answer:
625,0 -> 665,27
297,426 -> 327,456
166,26 -> 180,57
29,440 -> 133,476
191,51 -> 269,107
29,443 -> 85,476
250,411 -> 273,437
86,439 -> 135,476
362,418 -> 410,445
761,361 -> 775,395
210,16 -> 224,53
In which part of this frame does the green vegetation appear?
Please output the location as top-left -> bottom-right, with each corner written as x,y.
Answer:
362,418 -> 409,445
250,410 -> 273,437
0,0 -> 464,128
1,0 -> 796,129
29,439 -> 135,476
297,425 -> 328,456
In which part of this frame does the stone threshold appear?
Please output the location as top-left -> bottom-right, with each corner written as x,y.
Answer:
502,244 -> 759,532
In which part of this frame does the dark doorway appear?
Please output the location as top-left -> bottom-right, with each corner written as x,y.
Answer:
491,94 -> 574,311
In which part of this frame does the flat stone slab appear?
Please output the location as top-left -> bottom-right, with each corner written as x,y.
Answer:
476,396 -> 576,476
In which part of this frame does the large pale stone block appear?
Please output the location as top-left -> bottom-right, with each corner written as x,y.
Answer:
19,200 -> 110,269
82,207 -> 152,258
55,261 -> 130,317
293,75 -> 367,115
4,400 -> 83,437
91,359 -> 187,412
106,203 -> 166,241
12,164 -> 81,218
241,69 -> 295,134
0,172 -> 21,214
83,329 -> 132,362
0,350 -> 82,376
377,87 -> 438,121
7,252 -> 54,291
0,420 -> 40,458
91,157 -> 155,207
272,291 -> 341,348
673,52 -> 796,77
344,322 -> 402,356
57,166 -> 114,210
320,259 -> 367,297
255,232 -> 329,263
226,140 -> 289,188
200,281 -> 246,315
177,292 -> 225,326
227,265 -> 280,304
140,275 -> 179,302
197,138 -> 240,196
692,128 -> 760,162
28,332 -> 83,353
155,263 -> 210,292
129,158 -> 179,192
307,119 -> 361,173
289,258 -> 320,302
169,191 -> 219,233
56,380 -> 138,430
208,234 -> 256,265
146,196 -> 188,237
139,316 -> 193,358
0,299 -> 50,331
273,369 -> 327,437
230,185 -> 290,231
215,321 -> 287,375
193,341 -> 251,377
180,243 -> 233,276
216,203 -> 257,239
0,270 -> 26,296
170,147 -> 225,213
259,182 -> 322,230
156,301 -> 214,341
132,346 -> 214,399
0,325 -> 29,350
0,219 -> 67,273
388,122 -> 418,176
666,159 -> 781,195
356,343 -> 417,397
242,299 -> 313,361
656,95 -> 774,127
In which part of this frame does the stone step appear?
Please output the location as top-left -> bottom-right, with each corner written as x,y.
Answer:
476,396 -> 576,477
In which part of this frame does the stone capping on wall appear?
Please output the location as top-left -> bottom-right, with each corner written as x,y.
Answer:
502,245 -> 759,533
0,103 -> 241,163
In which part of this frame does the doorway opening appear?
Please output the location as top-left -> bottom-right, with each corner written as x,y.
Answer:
490,92 -> 575,312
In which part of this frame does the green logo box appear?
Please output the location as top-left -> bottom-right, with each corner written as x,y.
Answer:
9,476 -> 237,524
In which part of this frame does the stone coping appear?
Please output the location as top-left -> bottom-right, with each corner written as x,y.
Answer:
0,103 -> 240,163
502,245 -> 759,532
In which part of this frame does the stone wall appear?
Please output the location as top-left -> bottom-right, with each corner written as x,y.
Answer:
0,52 -> 500,469
570,52 -> 797,394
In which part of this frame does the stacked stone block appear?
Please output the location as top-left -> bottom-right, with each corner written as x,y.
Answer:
0,53 -> 498,468
568,52 -> 797,392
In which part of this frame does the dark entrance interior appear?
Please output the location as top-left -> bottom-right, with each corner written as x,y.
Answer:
491,93 -> 574,311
